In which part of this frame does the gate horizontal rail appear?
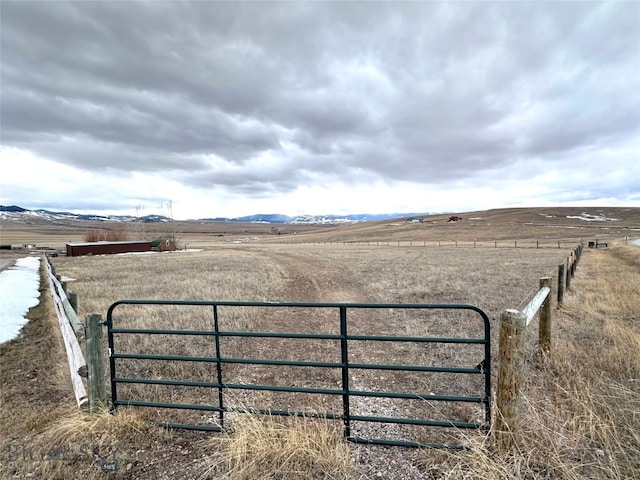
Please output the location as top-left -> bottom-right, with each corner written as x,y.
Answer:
106,300 -> 491,449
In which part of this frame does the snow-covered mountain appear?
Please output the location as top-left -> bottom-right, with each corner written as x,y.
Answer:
193,212 -> 429,224
1,205 -> 430,224
0,205 -> 169,223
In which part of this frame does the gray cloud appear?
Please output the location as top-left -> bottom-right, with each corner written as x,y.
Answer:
1,1 -> 638,215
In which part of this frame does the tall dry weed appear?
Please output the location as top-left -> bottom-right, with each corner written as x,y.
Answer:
199,410 -> 354,480
83,229 -> 129,242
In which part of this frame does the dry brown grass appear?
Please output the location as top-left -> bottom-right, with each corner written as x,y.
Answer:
83,228 -> 129,242
408,242 -> 640,479
47,243 -> 575,466
200,408 -> 354,480
4,209 -> 638,479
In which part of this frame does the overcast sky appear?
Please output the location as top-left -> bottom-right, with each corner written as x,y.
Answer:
1,1 -> 638,220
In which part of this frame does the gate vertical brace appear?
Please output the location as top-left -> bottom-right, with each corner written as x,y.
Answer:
212,305 -> 225,427
339,306 -> 351,438
105,312 -> 118,410
483,312 -> 492,427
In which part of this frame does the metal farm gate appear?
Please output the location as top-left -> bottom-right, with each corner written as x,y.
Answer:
106,300 -> 491,449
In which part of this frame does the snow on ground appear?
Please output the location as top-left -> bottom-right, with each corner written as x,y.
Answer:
0,256 -> 41,344
566,212 -> 619,222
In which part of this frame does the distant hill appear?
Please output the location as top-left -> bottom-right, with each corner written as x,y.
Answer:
0,205 -> 28,213
1,205 -> 431,224
0,205 -> 170,223
199,212 -> 430,224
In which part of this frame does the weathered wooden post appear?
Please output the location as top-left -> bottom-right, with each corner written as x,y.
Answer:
557,263 -> 565,305
85,314 -> 106,413
495,309 -> 527,450
565,257 -> 572,289
68,292 -> 78,315
538,277 -> 552,357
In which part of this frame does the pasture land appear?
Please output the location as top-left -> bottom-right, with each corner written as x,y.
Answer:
2,206 -> 639,251
48,244 -> 569,448
1,207 -> 639,479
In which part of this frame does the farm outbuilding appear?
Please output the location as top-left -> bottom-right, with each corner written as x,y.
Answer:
66,240 -> 152,257
151,238 -> 177,252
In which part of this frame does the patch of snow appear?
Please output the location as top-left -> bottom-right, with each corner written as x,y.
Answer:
545,225 -> 585,229
566,212 -> 619,222
0,256 -> 41,344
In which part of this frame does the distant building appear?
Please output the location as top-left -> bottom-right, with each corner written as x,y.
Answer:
151,238 -> 177,252
448,216 -> 462,222
406,217 -> 423,223
66,240 -> 152,257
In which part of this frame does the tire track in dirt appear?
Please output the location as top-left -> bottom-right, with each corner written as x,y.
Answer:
266,251 -> 367,304
255,251 -> 486,446
225,250 -> 425,449
227,251 -> 367,415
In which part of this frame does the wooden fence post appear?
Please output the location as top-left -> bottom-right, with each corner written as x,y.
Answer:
557,263 -> 565,305
538,277 -> 552,358
86,314 -> 106,413
495,309 -> 527,450
68,292 -> 78,315
565,257 -> 572,289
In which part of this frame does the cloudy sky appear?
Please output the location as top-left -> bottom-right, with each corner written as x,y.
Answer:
1,1 -> 638,220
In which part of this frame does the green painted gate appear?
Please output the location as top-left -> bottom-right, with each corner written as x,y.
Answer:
106,300 -> 491,449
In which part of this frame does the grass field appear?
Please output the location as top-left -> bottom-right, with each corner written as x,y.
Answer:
47,244 -> 568,444
1,206 -> 639,479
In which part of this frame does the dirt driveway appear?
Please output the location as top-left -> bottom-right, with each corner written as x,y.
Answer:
0,256 -> 18,272
0,251 -> 36,272
235,249 -> 468,478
